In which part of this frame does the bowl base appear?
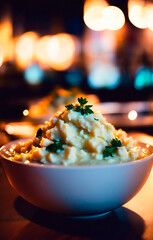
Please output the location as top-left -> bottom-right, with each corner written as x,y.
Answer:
67,211 -> 112,220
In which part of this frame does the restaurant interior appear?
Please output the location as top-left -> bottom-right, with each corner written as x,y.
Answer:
0,0 -> 153,142
0,0 -> 153,144
1,0 -> 153,239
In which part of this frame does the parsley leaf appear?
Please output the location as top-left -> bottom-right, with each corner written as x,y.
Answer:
84,105 -> 94,114
46,140 -> 64,153
36,128 -> 43,138
65,97 -> 93,115
111,138 -> 122,147
103,138 -> 122,158
65,104 -> 74,110
94,118 -> 99,121
78,97 -> 88,106
103,146 -> 116,157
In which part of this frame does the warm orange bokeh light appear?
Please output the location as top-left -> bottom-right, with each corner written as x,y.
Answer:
103,6 -> 125,30
5,122 -> 36,137
128,110 -> 138,121
0,14 -> 14,62
0,45 -> 3,67
146,3 -> 153,31
46,33 -> 75,71
83,0 -> 108,31
128,0 -> 147,29
35,35 -> 52,69
3,39 -> 15,62
84,0 -> 125,31
128,0 -> 153,31
23,109 -> 29,116
0,15 -> 12,44
15,31 -> 39,69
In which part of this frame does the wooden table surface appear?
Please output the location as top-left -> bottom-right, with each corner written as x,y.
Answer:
0,132 -> 153,240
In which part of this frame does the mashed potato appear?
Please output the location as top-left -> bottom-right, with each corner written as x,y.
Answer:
10,98 -> 150,165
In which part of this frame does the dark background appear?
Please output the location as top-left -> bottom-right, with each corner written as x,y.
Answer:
0,0 -> 128,36
0,0 -> 153,120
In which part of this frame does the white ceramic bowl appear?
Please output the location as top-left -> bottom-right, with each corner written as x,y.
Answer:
0,139 -> 153,216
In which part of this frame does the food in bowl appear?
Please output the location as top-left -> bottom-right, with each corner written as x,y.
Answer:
0,97 -> 153,215
8,97 -> 150,166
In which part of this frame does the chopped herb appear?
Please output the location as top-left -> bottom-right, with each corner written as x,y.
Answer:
94,118 -> 99,121
103,138 -> 122,158
103,146 -> 116,157
65,104 -> 74,110
36,128 -> 43,138
46,140 -> 64,153
78,97 -> 88,106
65,97 -> 93,115
110,138 -> 122,147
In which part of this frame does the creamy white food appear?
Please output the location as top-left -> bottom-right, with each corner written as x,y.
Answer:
10,101 -> 150,165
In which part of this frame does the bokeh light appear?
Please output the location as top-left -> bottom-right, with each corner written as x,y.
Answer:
0,15 -> 13,44
103,6 -> 125,31
128,110 -> 138,121
15,31 -> 39,69
5,123 -> 36,137
35,35 -> 51,69
0,45 -> 4,67
24,63 -> 44,84
65,69 -> 84,86
0,14 -> 14,62
83,0 -> 107,31
46,33 -> 75,71
88,62 -> 120,89
128,1 -> 147,29
134,67 -> 152,90
23,109 -> 29,116
5,124 -> 14,135
146,3 -> 153,31
84,1 -> 125,31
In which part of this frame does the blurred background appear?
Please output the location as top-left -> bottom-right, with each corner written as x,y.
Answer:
0,0 -> 153,145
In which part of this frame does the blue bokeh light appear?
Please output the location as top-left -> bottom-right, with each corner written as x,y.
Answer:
24,63 -> 44,84
87,62 -> 120,89
65,69 -> 84,86
134,67 -> 153,90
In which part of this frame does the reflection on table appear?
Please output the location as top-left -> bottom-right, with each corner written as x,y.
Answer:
0,162 -> 153,240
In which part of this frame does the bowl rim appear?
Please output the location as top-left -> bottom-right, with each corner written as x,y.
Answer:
0,138 -> 153,169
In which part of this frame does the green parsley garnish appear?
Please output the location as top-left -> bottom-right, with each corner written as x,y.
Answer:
94,118 -> 99,121
103,138 -> 122,158
65,104 -> 74,110
78,97 -> 88,106
36,128 -> 43,138
110,138 -> 122,147
65,97 -> 94,115
46,140 -> 64,153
